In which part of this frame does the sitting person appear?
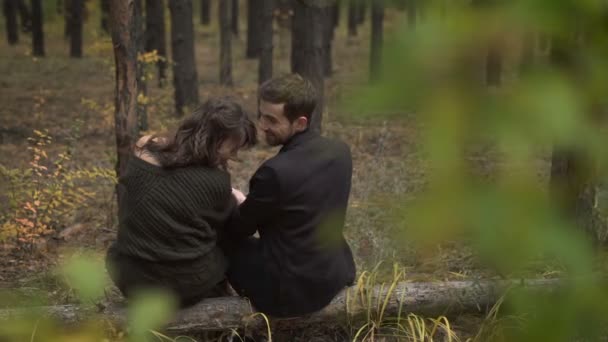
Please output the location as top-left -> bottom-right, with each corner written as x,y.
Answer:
226,74 -> 356,317
106,98 -> 256,307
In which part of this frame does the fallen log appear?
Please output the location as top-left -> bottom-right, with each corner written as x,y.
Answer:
0,278 -> 560,333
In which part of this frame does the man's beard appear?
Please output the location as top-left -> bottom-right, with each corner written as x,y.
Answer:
264,133 -> 281,146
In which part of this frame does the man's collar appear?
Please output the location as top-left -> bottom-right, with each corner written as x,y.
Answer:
279,129 -> 318,153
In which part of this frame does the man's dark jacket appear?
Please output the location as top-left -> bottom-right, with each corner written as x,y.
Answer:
226,129 -> 356,317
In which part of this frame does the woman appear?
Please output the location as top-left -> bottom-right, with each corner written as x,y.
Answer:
106,98 -> 256,307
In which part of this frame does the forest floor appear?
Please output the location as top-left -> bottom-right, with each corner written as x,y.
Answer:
0,3 -> 587,341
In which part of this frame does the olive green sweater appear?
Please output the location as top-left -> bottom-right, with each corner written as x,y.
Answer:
107,156 -> 235,301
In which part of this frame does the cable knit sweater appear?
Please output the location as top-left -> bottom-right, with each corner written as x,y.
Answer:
106,156 -> 235,303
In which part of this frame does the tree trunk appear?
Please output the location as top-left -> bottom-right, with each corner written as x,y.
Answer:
101,0 -> 110,33
145,0 -> 167,87
292,0 -> 328,132
356,0 -> 365,25
16,0 -> 30,32
332,0 -> 339,28
219,0 -> 233,86
369,0 -> 383,82
30,0 -> 44,56
549,36 -> 600,242
69,0 -> 83,57
231,0 -> 239,35
4,0 -> 19,45
200,0 -> 210,25
485,46 -> 502,86
258,0 -> 273,84
0,279 -> 561,333
108,0 -> 140,181
64,0 -> 70,37
347,0 -> 357,37
407,0 -> 417,28
246,0 -> 260,58
169,0 -> 199,116
135,0 -> 148,130
322,6 -> 334,76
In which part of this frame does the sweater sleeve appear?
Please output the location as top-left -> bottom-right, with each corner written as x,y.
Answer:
226,165 -> 280,237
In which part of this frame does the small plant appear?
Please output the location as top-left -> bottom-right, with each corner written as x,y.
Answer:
347,263 -> 463,342
0,128 -> 116,253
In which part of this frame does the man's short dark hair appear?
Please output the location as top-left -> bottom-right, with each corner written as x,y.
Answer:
258,74 -> 317,123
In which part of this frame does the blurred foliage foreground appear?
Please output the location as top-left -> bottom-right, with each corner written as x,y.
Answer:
3,0 -> 608,341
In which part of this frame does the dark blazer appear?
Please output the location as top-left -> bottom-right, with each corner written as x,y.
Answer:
228,129 -> 356,316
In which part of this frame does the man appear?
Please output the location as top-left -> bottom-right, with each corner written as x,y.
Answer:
226,74 -> 356,317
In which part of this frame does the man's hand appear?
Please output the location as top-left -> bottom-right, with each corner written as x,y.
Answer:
232,187 -> 246,205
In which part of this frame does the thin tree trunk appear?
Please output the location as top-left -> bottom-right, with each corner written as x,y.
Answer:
356,0 -> 365,25
347,0 -> 357,37
332,0 -> 339,28
64,0 -> 70,38
145,0 -> 167,87
258,0 -> 273,84
108,0 -> 140,182
485,46 -> 502,86
549,35 -> 599,241
369,0 -> 384,82
231,0 -> 239,35
135,0 -> 147,130
292,0 -> 327,132
200,0 -> 210,25
16,0 -> 31,32
69,0 -> 83,57
101,0 -> 110,33
170,0 -> 199,116
246,0 -> 260,58
407,0 -> 417,28
219,0 -> 233,86
31,0 -> 44,56
3,0 -> 19,45
322,6 -> 334,76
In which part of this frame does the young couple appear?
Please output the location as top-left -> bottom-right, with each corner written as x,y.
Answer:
106,74 -> 356,318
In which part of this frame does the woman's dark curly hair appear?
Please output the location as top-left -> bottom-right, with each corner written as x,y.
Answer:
142,98 -> 257,169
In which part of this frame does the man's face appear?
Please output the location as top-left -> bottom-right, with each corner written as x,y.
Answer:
258,100 -> 301,146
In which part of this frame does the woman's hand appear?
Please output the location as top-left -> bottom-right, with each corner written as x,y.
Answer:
232,187 -> 246,205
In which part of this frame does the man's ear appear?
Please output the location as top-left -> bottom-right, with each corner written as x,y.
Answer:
294,116 -> 308,132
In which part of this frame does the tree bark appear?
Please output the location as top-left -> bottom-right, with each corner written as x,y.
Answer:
369,0 -> 383,82
3,0 -> 19,45
321,6 -> 333,77
101,0 -> 110,33
145,0 -> 168,87
169,0 -> 199,116
347,0 -> 357,37
549,35 -> 600,242
219,0 -> 233,86
69,0 -> 83,57
135,0 -> 148,130
356,0 -> 365,25
31,0 -> 44,56
407,0 -> 417,28
200,0 -> 210,25
246,0 -> 260,58
15,0 -> 31,32
231,0 -> 239,35
0,279 -> 561,333
485,46 -> 502,86
108,0 -> 140,181
258,0 -> 273,84
292,0 -> 330,132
